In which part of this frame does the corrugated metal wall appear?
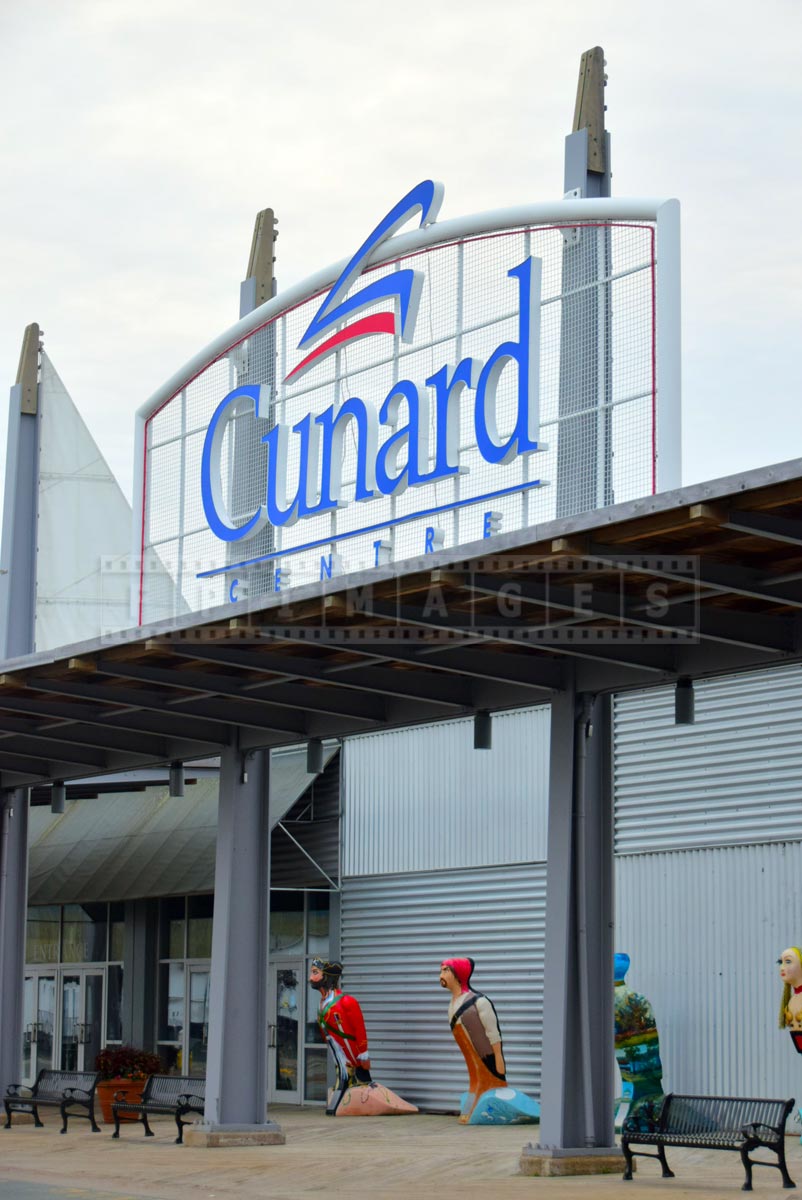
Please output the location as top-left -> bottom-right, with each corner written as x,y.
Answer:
338,659 -> 802,1111
342,707 -> 549,876
616,841 -> 802,1108
615,664 -> 802,854
340,864 -> 546,1111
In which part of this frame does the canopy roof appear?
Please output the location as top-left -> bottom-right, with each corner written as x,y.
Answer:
2,458 -> 802,790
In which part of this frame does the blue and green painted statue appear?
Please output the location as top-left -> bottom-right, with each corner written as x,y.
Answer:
614,952 -> 664,1133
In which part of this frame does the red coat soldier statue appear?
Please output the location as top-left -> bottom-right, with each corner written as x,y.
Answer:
309,958 -> 417,1117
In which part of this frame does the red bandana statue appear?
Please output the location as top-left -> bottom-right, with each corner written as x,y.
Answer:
439,956 -> 539,1125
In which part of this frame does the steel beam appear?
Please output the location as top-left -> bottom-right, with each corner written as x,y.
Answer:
4,686 -> 228,747
164,642 -> 472,708
93,660 -> 383,723
722,509 -> 802,546
0,792 -> 29,1100
589,543 -> 802,612
465,573 -> 793,655
203,745 -> 283,1140
537,686 -> 616,1152
0,734 -> 107,769
0,326 -> 40,1099
31,676 -> 311,737
357,599 -> 675,673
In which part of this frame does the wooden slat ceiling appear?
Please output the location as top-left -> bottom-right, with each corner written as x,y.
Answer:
2,461 -> 802,789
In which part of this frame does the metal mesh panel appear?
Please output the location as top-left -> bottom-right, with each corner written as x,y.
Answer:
140,222 -> 656,624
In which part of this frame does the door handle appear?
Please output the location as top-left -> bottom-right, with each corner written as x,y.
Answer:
268,1023 -> 277,1049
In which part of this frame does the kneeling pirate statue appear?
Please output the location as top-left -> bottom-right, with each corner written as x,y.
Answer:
309,958 -> 417,1116
439,957 -> 539,1125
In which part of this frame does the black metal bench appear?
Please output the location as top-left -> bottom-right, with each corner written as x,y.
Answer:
4,1069 -> 100,1134
622,1093 -> 796,1191
111,1074 -> 205,1144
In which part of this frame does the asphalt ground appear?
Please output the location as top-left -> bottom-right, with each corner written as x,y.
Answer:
1,1106 -> 800,1200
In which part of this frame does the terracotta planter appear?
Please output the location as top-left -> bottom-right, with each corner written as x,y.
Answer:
96,1078 -> 146,1124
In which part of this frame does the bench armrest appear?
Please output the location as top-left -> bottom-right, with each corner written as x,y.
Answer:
177,1092 -> 203,1105
62,1087 -> 92,1101
5,1084 -> 32,1098
741,1121 -> 781,1139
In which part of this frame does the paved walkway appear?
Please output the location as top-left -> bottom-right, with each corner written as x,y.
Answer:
1,1107 -> 799,1200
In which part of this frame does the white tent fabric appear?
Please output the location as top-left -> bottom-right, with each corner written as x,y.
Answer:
27,745 -> 338,903
34,353 -> 134,651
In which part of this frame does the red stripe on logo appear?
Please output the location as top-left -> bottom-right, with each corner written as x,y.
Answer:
285,312 -> 396,381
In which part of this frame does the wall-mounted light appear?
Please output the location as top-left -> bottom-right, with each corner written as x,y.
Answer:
474,710 -> 492,750
50,781 -> 66,814
307,738 -> 324,774
169,761 -> 185,797
674,677 -> 695,725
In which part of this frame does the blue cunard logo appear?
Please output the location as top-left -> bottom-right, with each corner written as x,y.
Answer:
200,181 -> 543,547
285,180 -> 444,382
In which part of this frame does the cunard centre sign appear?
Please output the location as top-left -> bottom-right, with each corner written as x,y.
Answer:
135,182 -> 675,622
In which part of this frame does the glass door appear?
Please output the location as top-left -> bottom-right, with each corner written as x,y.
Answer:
268,961 -> 302,1103
60,970 -> 104,1073
187,968 -> 209,1078
22,973 -> 56,1084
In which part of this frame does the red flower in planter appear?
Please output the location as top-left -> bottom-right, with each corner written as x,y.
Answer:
95,1045 -> 162,1081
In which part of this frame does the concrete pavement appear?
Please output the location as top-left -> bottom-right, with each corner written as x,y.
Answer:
0,1106 -> 799,1199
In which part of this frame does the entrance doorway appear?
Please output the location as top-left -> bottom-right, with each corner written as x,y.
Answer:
59,970 -> 104,1073
268,960 -> 302,1103
22,968 -> 105,1084
187,967 -> 210,1077
22,972 -> 56,1082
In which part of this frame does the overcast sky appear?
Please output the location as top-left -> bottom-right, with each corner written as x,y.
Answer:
1,0 -> 800,514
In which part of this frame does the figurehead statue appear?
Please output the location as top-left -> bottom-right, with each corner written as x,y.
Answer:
614,951 -> 664,1133
309,958 -> 343,994
778,947 -> 802,1032
439,956 -> 538,1125
308,958 -> 416,1117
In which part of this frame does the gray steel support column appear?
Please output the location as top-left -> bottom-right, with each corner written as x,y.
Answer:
532,685 -> 616,1155
122,899 -> 156,1049
0,325 -> 40,657
0,324 -> 40,1097
556,48 -> 613,519
229,208 -> 279,597
202,745 -> 281,1135
0,790 -> 30,1097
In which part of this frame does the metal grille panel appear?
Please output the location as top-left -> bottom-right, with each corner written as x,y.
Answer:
140,222 -> 657,623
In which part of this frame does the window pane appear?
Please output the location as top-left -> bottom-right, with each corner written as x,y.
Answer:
62,904 -> 107,963
26,906 -> 60,965
187,895 -> 213,958
270,892 -> 303,953
158,962 -> 185,1042
306,981 -> 324,1044
304,1048 -> 328,1102
106,964 -> 123,1041
61,975 -> 80,1071
307,893 -> 330,954
159,897 -> 185,959
109,903 -> 125,961
275,968 -> 299,1092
